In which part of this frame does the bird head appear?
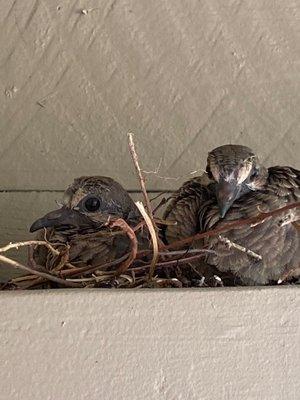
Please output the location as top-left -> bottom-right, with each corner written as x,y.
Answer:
206,145 -> 267,218
30,176 -> 139,233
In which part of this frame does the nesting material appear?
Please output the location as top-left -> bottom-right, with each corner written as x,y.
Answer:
0,135 -> 299,290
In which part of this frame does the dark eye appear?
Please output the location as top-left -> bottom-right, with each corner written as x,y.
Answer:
251,168 -> 259,179
206,166 -> 213,180
84,197 -> 101,212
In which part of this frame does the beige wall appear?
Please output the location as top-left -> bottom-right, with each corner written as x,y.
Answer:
0,287 -> 299,400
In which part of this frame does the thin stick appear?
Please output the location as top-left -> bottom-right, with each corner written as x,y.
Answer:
158,249 -> 216,256
0,255 -> 81,288
59,253 -> 129,277
165,201 -> 300,250
135,201 -> 159,279
27,245 -> 37,269
126,252 -> 208,272
0,240 -> 60,256
11,276 -> 46,290
110,218 -> 138,274
132,220 -> 147,232
127,132 -> 153,217
218,235 -> 262,260
150,191 -> 169,202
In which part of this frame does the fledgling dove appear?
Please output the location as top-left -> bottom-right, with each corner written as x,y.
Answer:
30,176 -> 143,270
163,145 -> 300,285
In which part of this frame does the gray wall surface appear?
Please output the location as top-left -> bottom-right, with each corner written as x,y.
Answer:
1,287 -> 300,400
1,0 -> 300,245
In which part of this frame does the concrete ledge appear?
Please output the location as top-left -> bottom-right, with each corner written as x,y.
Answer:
0,287 -> 299,400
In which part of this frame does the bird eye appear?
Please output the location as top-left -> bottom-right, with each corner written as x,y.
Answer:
251,168 -> 259,179
206,166 -> 214,180
84,197 -> 101,212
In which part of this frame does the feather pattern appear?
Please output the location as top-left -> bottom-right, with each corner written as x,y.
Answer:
163,146 -> 300,285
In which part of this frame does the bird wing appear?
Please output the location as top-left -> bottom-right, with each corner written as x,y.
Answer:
162,175 -> 213,244
68,230 -> 118,267
33,225 -> 130,270
268,166 -> 300,204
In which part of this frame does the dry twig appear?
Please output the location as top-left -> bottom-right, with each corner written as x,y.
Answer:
127,132 -> 153,217
135,201 -> 159,279
0,240 -> 60,256
0,255 -> 80,288
110,218 -> 138,274
218,235 -> 262,260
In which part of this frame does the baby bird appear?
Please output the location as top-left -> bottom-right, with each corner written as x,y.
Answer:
30,176 -> 142,270
164,144 -> 300,285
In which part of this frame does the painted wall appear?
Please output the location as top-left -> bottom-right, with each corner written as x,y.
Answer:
0,287 -> 299,400
1,0 -> 299,198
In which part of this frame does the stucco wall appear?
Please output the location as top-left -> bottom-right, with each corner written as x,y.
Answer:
1,0 -> 299,192
0,287 -> 299,400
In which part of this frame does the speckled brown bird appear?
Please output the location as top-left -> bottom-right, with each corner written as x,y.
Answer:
163,145 -> 300,285
30,176 -> 143,270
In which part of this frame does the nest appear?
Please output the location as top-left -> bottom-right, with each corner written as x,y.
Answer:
0,201 -> 230,290
0,133 -> 299,290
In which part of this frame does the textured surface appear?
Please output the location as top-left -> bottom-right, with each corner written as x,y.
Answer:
0,287 -> 299,400
1,0 -> 300,192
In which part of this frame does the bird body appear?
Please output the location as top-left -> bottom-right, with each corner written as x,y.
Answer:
164,145 -> 300,285
30,176 -> 142,270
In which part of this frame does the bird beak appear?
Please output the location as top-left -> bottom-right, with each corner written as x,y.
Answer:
215,180 -> 240,218
29,207 -> 90,232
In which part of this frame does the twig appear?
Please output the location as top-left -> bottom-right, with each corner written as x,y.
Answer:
11,276 -> 46,290
27,245 -> 37,269
135,201 -> 159,279
127,132 -> 153,218
59,253 -> 129,277
0,240 -> 60,256
127,252 -> 208,271
143,163 -> 206,181
0,255 -> 81,288
278,266 -> 300,284
150,191 -> 170,202
109,218 -> 138,274
132,220 -> 147,232
165,201 -> 300,250
158,249 -> 216,256
218,235 -> 262,260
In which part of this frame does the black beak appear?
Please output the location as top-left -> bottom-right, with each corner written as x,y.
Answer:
30,207 -> 92,232
215,180 -> 240,218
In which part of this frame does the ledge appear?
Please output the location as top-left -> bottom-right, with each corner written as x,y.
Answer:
0,286 -> 299,399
